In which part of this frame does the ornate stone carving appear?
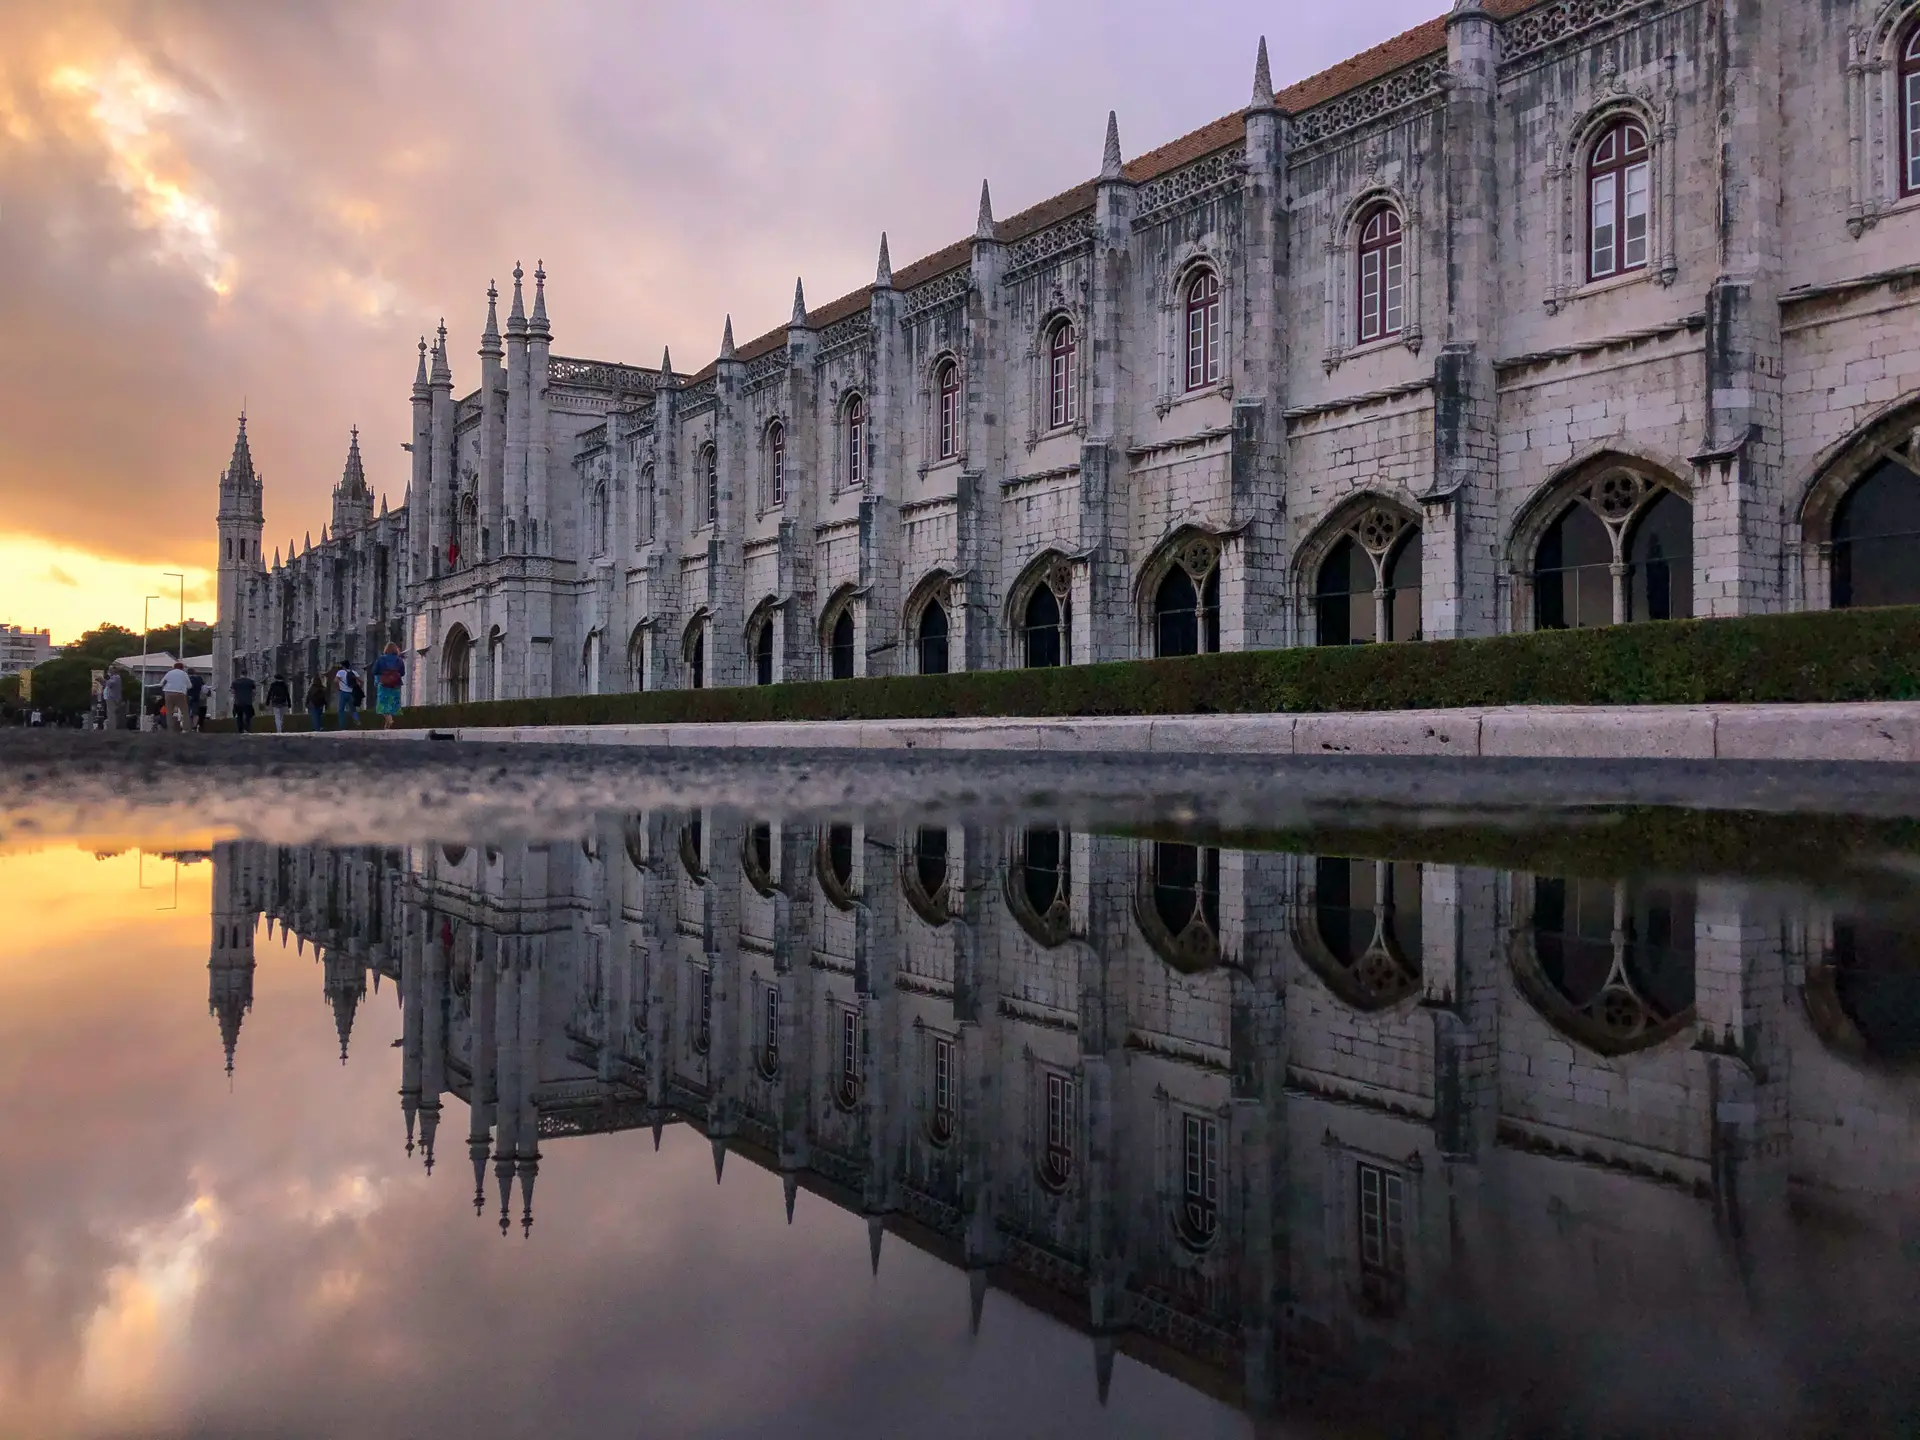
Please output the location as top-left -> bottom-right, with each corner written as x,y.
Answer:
679,375 -> 717,417
1002,213 -> 1096,284
548,356 -> 661,392
1501,0 -> 1667,69
902,267 -> 972,324
744,346 -> 789,391
1132,145 -> 1247,229
818,312 -> 872,359
1291,58 -> 1446,154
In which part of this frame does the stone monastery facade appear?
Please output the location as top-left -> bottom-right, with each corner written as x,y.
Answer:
208,822 -> 1919,1418
217,0 -> 1920,711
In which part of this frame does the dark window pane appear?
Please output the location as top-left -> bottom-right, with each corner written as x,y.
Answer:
1155,567 -> 1199,657
918,601 -> 949,675
1024,587 -> 1062,669
1385,533 -> 1422,642
1626,490 -> 1693,621
830,611 -> 855,680
1834,458 -> 1920,609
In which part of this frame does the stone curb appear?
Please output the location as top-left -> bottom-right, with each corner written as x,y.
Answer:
303,702 -> 1920,762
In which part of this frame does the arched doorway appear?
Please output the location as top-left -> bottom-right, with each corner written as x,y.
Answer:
684,620 -> 705,690
828,609 -> 855,680
917,599 -> 950,675
753,616 -> 775,685
1306,504 -> 1421,645
443,626 -> 472,705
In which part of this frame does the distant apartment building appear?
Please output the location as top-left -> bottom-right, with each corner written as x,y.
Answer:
0,625 -> 54,679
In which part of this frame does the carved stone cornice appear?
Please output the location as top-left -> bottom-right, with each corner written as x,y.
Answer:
1000,213 -> 1096,286
1289,58 -> 1446,158
1131,145 -> 1247,230
901,268 -> 972,325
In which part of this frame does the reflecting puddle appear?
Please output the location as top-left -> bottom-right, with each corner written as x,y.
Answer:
4,760 -> 1920,1436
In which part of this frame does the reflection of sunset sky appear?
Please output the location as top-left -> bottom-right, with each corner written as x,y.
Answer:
0,1 -> 1444,639
0,844 -> 1248,1439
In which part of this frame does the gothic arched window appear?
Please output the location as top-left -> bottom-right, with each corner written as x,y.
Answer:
904,825 -> 950,927
1833,456 -> 1920,609
1137,841 -> 1221,973
639,463 -> 657,545
917,598 -> 950,675
1304,857 -> 1423,1011
1020,565 -> 1072,668
1152,537 -> 1221,658
1184,269 -> 1221,391
1523,875 -> 1696,1056
692,964 -> 712,1056
767,421 -> 785,509
687,625 -> 705,690
1905,22 -> 1920,197
1357,203 -> 1405,344
1587,118 -> 1651,282
828,608 -> 855,681
936,358 -> 960,460
1533,473 -> 1691,630
592,480 -> 609,555
701,444 -> 718,527
1039,1070 -> 1075,1190
1313,509 -> 1421,646
753,616 -> 775,685
928,1035 -> 957,1147
836,1008 -> 862,1110
1008,827 -> 1072,947
1048,318 -> 1078,428
443,625 -> 472,705
758,986 -> 780,1080
1177,1113 -> 1221,1251
819,823 -> 856,910
627,624 -> 647,691
843,394 -> 865,489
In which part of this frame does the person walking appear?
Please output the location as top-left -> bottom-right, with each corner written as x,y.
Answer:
160,660 -> 192,733
334,662 -> 360,728
186,667 -> 206,732
102,670 -> 124,732
305,673 -> 331,731
265,673 -> 291,733
371,642 -> 406,730
230,672 -> 257,734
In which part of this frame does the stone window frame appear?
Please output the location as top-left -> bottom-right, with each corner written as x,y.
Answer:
837,390 -> 867,492
740,819 -> 781,897
902,568 -> 956,676
635,460 -> 657,548
1005,824 -> 1076,949
1541,78 -> 1676,312
1292,493 -> 1423,645
817,822 -> 861,913
761,418 -> 787,513
1322,175 -> 1424,371
1155,251 -> 1233,416
589,478 -> 610,557
1171,1105 -> 1226,1254
922,1027 -> 960,1148
1135,526 -> 1225,659
1034,1062 -> 1079,1193
698,441 -> 718,530
1505,449 -> 1693,633
1356,202 -> 1407,345
681,609 -> 709,690
901,822 -> 954,930
1025,295 -> 1088,447
833,1002 -> 864,1111
1847,0 -> 1920,233
1584,115 -> 1653,283
932,352 -> 963,462
1292,855 -> 1425,1013
627,618 -> 651,692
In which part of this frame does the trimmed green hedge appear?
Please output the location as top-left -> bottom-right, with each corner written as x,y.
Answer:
275,605 -> 1920,733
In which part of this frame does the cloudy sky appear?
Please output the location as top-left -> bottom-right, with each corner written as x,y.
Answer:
0,0 -> 1446,643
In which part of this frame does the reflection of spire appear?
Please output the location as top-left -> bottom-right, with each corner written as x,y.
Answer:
968,1268 -> 988,1336
496,1152 -> 514,1237
517,1153 -> 538,1237
321,945 -> 365,1065
471,1134 -> 489,1216
868,1215 -> 885,1275
711,1137 -> 726,1184
782,1171 -> 797,1224
208,847 -> 255,1079
1094,1334 -> 1116,1406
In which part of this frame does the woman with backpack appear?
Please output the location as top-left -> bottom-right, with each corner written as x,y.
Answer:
371,642 -> 407,730
305,673 -> 331,731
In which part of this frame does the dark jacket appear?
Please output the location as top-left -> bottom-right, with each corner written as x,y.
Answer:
266,678 -> 291,707
305,677 -> 330,709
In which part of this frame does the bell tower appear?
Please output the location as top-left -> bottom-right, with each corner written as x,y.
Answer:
208,841 -> 258,1077
213,414 -> 266,712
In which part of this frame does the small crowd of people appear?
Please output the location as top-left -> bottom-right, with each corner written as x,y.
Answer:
95,643 -> 408,735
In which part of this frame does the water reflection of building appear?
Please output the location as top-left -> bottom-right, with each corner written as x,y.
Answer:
206,829 -> 1920,1417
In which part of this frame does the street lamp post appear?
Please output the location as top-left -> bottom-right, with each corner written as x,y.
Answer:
163,572 -> 185,660
140,594 -> 161,732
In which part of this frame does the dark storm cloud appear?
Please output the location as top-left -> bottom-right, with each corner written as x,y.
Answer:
0,1 -> 1441,576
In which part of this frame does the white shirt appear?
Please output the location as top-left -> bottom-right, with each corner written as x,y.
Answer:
161,668 -> 192,695
336,668 -> 354,694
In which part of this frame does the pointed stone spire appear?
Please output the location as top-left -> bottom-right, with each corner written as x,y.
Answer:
413,336 -> 430,394
868,1215 -> 885,1275
379,493 -> 388,517
782,1171 -> 798,1224
321,523 -> 330,545
718,314 -> 736,361
1249,36 -> 1275,111
711,1137 -> 727,1183
507,261 -> 527,334
340,426 -> 368,497
272,546 -> 281,568
480,280 -> 502,357
529,260 -> 550,338
470,1136 -> 487,1221
1101,110 -> 1124,180
968,1269 -> 988,1336
430,320 -> 451,384
659,344 -> 673,381
975,179 -> 995,240
1094,1334 -> 1116,1406
790,277 -> 808,326
222,412 -> 258,490
875,231 -> 893,288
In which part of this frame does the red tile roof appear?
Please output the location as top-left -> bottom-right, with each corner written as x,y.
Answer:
670,2 -> 1540,385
